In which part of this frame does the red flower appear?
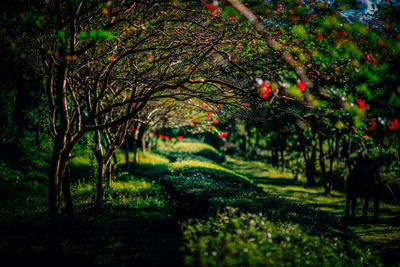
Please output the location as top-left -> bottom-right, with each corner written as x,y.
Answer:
369,119 -> 376,130
277,3 -> 283,13
389,118 -> 399,130
205,3 -> 217,11
339,30 -> 346,37
386,24 -> 389,30
314,33 -> 324,40
130,127 -> 135,132
212,119 -> 219,124
176,136 -> 183,140
158,134 -> 164,139
296,81 -> 306,92
165,136 -> 170,140
258,82 -> 271,99
356,99 -> 366,110
218,132 -> 228,138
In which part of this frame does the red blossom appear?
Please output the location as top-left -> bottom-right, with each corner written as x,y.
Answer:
130,127 -> 135,132
296,81 -> 306,92
389,118 -> 399,130
212,119 -> 219,124
277,3 -> 283,13
314,33 -> 324,40
258,82 -> 271,99
176,136 -> 183,140
165,136 -> 170,140
205,3 -> 217,11
158,134 -> 164,139
356,99 -> 366,110
369,119 -> 376,130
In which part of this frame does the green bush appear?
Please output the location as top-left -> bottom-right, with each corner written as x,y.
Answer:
182,207 -> 381,267
167,159 -> 252,184
170,142 -> 225,163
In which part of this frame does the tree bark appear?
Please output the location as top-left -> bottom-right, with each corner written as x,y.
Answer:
62,165 -> 74,219
94,131 -> 105,204
124,137 -> 130,172
319,135 -> 329,193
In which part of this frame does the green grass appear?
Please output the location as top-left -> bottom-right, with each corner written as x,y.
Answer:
168,158 -> 252,183
223,155 -> 400,265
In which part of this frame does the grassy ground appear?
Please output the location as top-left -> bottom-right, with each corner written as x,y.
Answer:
1,140 -> 397,266
223,156 -> 400,266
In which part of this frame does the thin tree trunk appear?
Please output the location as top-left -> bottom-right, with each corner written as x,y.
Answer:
106,161 -> 112,188
124,137 -> 130,172
96,163 -> 106,203
319,135 -> 329,193
94,131 -> 105,204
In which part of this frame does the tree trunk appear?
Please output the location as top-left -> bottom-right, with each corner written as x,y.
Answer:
124,137 -> 130,172
62,165 -> 74,219
319,135 -> 329,193
94,131 -> 105,204
96,163 -> 106,203
142,133 -> 146,153
106,161 -> 112,188
49,61 -> 70,225
148,132 -> 154,152
49,147 -> 65,225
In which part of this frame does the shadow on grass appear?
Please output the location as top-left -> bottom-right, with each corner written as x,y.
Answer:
1,184 -> 184,267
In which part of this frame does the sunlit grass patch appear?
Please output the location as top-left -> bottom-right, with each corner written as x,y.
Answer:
137,150 -> 170,165
165,141 -> 225,163
171,142 -> 218,154
72,174 -> 161,206
224,156 -> 307,182
258,183 -> 346,214
168,158 -> 252,183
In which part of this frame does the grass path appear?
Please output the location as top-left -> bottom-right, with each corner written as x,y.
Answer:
223,156 -> 400,265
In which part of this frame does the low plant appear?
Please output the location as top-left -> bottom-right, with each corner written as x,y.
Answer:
182,207 -> 381,267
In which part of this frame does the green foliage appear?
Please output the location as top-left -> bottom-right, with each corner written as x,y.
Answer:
169,141 -> 226,163
183,207 -> 380,267
167,159 -> 251,184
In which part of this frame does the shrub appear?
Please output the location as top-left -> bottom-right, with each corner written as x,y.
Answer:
182,207 -> 381,267
167,159 -> 252,184
170,142 -> 225,163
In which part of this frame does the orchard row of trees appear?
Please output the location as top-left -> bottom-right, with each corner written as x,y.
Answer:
1,0 -> 399,224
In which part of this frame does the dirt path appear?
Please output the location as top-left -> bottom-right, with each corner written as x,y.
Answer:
223,156 -> 400,265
